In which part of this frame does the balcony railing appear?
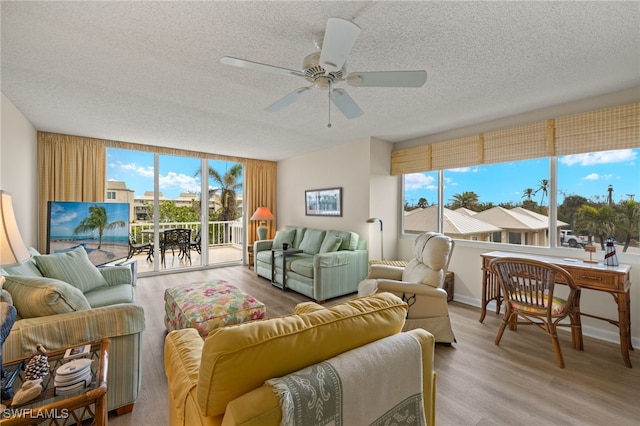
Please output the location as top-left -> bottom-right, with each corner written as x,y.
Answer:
130,220 -> 244,249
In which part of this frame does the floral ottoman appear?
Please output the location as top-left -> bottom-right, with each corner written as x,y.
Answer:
164,279 -> 266,338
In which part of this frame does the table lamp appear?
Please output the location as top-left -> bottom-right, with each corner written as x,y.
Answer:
250,207 -> 274,240
366,217 -> 384,260
0,190 -> 32,400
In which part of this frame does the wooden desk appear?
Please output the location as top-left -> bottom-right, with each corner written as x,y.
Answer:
480,251 -> 633,367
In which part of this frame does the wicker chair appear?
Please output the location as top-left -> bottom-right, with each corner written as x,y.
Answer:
489,257 -> 583,368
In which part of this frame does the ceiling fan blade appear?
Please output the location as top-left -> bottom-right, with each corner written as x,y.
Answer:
330,88 -> 363,119
265,87 -> 312,112
347,71 -> 427,87
319,18 -> 361,73
221,56 -> 305,78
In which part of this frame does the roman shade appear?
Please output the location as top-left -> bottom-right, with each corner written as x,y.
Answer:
391,102 -> 639,175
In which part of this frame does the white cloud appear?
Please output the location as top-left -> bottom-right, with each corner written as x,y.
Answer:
110,161 -> 154,178
448,166 -> 479,173
405,173 -> 436,190
159,172 -> 200,194
560,149 -> 636,166
583,173 -> 613,181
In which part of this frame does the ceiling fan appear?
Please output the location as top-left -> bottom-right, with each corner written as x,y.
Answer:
221,17 -> 427,124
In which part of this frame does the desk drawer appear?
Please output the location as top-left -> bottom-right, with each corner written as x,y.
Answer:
571,270 -> 623,291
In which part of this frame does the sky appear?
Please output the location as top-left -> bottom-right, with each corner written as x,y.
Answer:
404,148 -> 640,207
106,148 -> 243,199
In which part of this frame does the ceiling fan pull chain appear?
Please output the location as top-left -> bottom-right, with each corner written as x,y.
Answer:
327,83 -> 332,128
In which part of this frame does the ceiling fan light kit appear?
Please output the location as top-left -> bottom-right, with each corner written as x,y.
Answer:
221,17 -> 427,124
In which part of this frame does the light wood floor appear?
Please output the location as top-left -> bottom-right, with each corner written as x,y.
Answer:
108,266 -> 640,426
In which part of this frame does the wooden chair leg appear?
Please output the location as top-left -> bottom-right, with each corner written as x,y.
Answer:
495,314 -> 510,345
550,326 -> 565,368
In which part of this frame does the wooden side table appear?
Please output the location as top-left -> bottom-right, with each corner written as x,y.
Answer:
247,245 -> 254,269
1,339 -> 109,426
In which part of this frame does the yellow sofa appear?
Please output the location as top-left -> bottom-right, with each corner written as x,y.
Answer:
164,293 -> 436,426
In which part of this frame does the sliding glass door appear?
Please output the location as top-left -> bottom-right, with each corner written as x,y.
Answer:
106,147 -> 244,274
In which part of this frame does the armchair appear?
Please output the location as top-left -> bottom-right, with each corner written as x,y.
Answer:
358,231 -> 456,343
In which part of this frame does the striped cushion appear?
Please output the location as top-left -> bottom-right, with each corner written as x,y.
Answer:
298,229 -> 326,255
510,293 -> 568,316
2,275 -> 91,318
34,246 -> 108,293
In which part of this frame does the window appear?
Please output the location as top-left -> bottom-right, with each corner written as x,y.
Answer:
403,171 -> 438,234
106,147 -> 246,273
402,148 -> 639,253
558,148 -> 639,253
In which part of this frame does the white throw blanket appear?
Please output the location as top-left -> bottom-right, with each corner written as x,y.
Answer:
266,333 -> 425,426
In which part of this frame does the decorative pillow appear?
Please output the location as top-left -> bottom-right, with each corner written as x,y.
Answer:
1,275 -> 91,318
319,235 -> 342,253
285,226 -> 306,248
272,229 -> 296,249
324,230 -> 359,251
298,229 -> 326,255
34,246 -> 108,293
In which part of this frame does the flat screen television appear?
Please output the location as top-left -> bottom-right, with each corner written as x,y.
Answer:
46,201 -> 130,266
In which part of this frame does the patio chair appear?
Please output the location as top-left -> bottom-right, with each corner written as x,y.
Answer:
127,233 -> 151,260
161,228 -> 192,266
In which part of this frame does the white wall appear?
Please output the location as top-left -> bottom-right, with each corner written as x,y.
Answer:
277,137 -> 398,258
0,92 -> 38,247
368,137 -> 399,260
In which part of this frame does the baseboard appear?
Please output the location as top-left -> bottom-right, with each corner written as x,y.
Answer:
452,294 -> 640,348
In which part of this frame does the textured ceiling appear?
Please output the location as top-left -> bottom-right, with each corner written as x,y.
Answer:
2,1 -> 639,161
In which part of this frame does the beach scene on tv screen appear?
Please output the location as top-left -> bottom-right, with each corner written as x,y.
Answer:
47,201 -> 130,266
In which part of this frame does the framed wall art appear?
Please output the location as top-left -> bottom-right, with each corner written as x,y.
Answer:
305,187 -> 342,217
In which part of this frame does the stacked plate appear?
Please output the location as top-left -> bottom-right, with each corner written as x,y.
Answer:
54,358 -> 93,395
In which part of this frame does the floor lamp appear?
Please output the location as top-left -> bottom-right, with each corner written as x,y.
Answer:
366,217 -> 384,260
0,190 -> 32,401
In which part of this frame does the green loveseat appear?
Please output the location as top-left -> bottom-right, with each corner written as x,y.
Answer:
0,246 -> 145,415
254,226 -> 368,302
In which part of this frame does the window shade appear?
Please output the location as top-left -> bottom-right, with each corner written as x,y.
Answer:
483,120 -> 548,164
391,102 -> 639,175
555,103 -> 639,156
391,145 -> 430,175
431,135 -> 478,170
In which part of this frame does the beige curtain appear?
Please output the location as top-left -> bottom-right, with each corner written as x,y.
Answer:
245,159 -> 277,247
37,132 -> 106,252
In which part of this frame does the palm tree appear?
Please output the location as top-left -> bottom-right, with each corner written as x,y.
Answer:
576,204 -> 616,250
196,163 -> 243,221
449,191 -> 480,210
73,205 -> 126,249
534,179 -> 549,206
558,194 -> 589,229
615,200 -> 640,252
522,188 -> 535,201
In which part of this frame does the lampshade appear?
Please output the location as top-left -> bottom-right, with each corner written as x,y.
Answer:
250,207 -> 274,222
0,190 -> 31,267
250,207 -> 274,240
